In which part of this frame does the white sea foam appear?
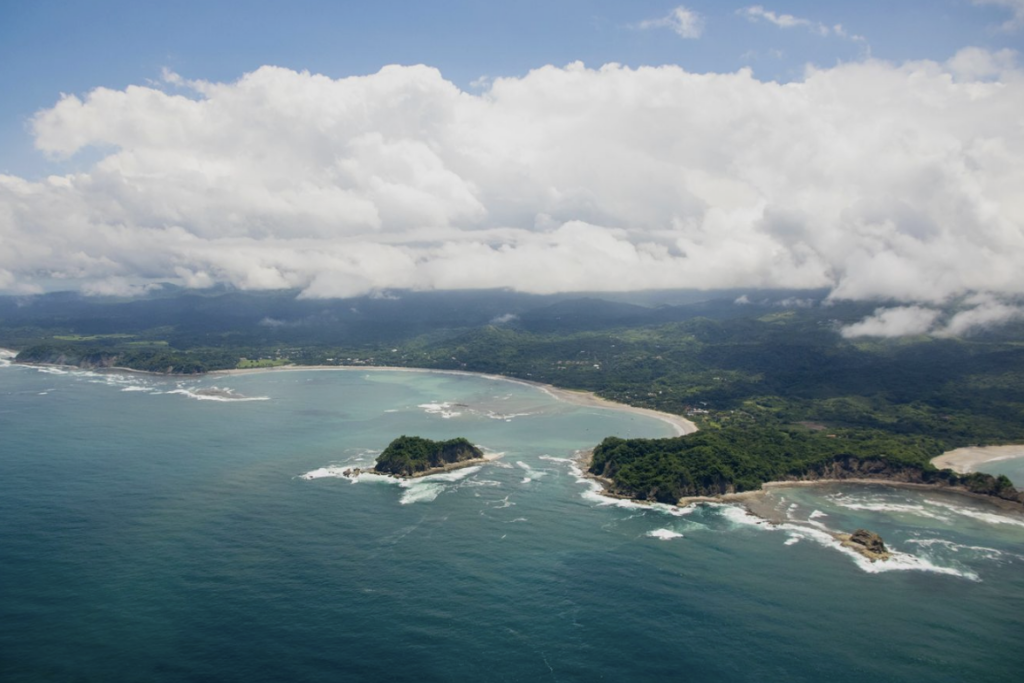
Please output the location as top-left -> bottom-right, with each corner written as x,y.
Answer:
707,502 -> 982,580
647,528 -> 684,541
516,461 -> 547,484
829,500 -> 953,523
809,510 -> 828,520
485,410 -> 534,421
924,499 -> 1024,528
167,387 -> 270,402
579,479 -> 696,517
418,465 -> 482,483
463,479 -> 502,488
34,366 -> 68,375
418,402 -> 462,419
538,456 -> 573,464
399,483 -> 445,504
905,538 -> 1006,560
300,466 -> 352,480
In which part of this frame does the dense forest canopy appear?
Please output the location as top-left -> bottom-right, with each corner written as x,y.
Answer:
4,287 -> 1024,499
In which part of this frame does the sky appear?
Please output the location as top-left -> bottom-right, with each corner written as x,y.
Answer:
1,1 -> 1023,335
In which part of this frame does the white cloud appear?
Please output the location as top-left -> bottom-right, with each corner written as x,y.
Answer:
947,47 -> 1018,80
841,306 -> 942,338
80,277 -> 161,298
738,6 -> 866,42
490,313 -> 519,324
739,5 -> 830,35
0,56 -> 1023,309
937,295 -> 1024,336
974,0 -> 1024,31
637,5 -> 704,39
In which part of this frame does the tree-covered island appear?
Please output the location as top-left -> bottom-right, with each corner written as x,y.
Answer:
6,288 -> 1024,508
371,436 -> 485,477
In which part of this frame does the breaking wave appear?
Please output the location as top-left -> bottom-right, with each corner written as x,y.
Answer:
168,386 -> 270,402
647,529 -> 684,541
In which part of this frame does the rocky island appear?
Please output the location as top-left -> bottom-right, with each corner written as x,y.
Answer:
368,436 -> 486,478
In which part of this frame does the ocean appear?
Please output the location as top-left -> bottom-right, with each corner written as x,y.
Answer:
1,357 -> 1023,682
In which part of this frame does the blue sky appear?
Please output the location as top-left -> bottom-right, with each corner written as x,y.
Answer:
1,0 -> 1021,177
1,1 -> 1023,329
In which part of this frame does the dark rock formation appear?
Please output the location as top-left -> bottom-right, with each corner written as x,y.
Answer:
838,529 -> 891,562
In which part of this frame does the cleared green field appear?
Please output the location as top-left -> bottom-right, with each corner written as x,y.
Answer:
53,334 -> 135,341
236,358 -> 290,369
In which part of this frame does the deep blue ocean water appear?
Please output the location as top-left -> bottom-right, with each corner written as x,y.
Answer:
2,357 -> 1023,682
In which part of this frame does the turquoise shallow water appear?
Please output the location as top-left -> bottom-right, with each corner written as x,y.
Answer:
2,359 -> 1024,682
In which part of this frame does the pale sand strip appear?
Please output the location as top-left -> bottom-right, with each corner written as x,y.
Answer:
210,364 -> 698,437
932,445 -> 1024,474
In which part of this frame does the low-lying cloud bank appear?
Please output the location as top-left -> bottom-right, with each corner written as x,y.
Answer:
840,295 -> 1024,338
1,50 -> 1023,335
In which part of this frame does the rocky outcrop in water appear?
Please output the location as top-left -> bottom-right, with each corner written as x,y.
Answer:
838,529 -> 891,562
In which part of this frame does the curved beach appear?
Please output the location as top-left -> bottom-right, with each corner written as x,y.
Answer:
210,364 -> 698,437
932,445 -> 1024,474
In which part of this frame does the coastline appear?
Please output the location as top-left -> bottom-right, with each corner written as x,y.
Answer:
931,445 -> 1024,474
574,449 -> 1024,520
349,452 -> 502,480
8,357 -> 696,437
208,363 -> 699,437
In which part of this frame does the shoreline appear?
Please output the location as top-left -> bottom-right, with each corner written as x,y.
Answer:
349,453 -> 501,480
575,450 -> 1024,519
208,363 -> 699,437
931,445 -> 1024,474
8,357 -> 696,437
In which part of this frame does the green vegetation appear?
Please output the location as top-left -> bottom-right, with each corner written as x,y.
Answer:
589,429 -> 1021,505
374,436 -> 483,476
236,357 -> 290,369
53,333 -> 135,341
5,288 -> 1024,502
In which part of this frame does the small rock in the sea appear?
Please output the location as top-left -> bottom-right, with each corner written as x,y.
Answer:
838,529 -> 891,562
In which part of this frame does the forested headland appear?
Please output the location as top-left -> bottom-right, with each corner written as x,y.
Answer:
4,287 -> 1024,503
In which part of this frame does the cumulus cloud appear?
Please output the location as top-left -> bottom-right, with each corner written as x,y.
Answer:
937,295 -> 1024,336
841,306 -> 942,338
636,5 -> 704,39
974,0 -> 1024,31
0,55 -> 1023,307
842,296 -> 1024,338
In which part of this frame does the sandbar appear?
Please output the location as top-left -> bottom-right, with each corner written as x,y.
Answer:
931,445 -> 1024,474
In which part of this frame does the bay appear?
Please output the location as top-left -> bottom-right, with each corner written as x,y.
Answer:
1,361 -> 1023,682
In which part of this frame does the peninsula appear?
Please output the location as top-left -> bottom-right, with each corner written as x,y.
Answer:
585,432 -> 1024,513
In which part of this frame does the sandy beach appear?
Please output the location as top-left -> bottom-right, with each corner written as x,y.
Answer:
931,445 -> 1024,474
210,363 -> 698,437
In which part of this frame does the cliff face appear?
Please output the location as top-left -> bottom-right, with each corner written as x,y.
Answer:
374,436 -> 484,477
